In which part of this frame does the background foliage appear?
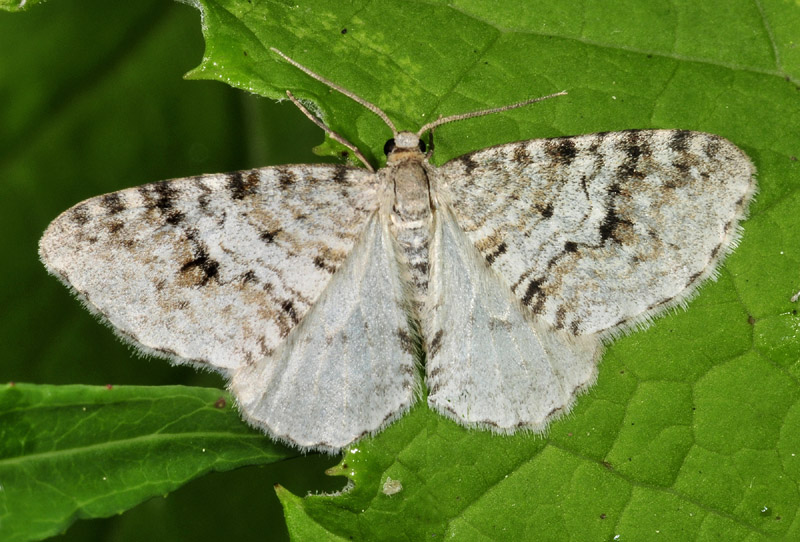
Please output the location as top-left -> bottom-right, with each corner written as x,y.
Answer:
1,0 -> 799,541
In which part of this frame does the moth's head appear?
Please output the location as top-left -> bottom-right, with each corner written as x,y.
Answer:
384,131 -> 426,163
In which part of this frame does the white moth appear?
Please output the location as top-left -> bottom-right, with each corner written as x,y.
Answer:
40,49 -> 757,452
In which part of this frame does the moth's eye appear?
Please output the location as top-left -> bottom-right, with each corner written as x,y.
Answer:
418,139 -> 426,153
383,139 -> 396,156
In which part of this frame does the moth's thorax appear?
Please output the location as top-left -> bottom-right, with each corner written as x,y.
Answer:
382,138 -> 434,304
389,158 -> 432,221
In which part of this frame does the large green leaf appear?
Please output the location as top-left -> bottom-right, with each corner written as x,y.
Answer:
0,384 -> 294,542
2,0 -> 799,541
188,0 -> 800,540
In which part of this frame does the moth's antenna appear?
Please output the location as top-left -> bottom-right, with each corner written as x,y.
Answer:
285,91 -> 375,172
416,91 -> 567,137
271,48 -> 398,135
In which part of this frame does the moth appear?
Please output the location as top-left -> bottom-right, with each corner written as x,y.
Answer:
40,49 -> 757,452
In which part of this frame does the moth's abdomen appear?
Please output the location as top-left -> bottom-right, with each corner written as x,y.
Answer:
393,217 -> 432,298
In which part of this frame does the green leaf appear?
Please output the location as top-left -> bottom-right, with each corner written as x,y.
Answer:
184,0 -> 800,540
3,0 -> 799,541
0,384 -> 293,542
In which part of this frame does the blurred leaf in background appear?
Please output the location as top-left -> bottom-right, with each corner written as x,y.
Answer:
1,0 -> 799,541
